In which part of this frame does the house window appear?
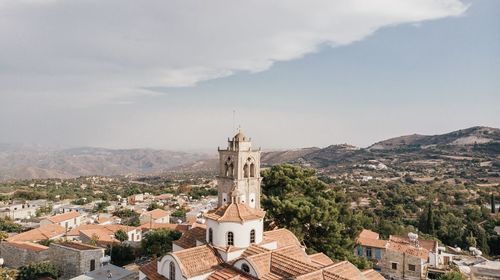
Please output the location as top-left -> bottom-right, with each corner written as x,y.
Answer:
375,249 -> 382,260
357,245 -> 363,256
366,248 -> 372,258
208,228 -> 213,243
227,232 -> 234,246
409,264 -> 416,271
241,263 -> 250,273
244,164 -> 249,178
90,259 -> 96,271
131,233 -> 134,241
169,262 -> 176,279
250,229 -> 255,244
250,163 -> 255,177
391,263 -> 398,270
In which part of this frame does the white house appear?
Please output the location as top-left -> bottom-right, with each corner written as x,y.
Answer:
40,211 -> 82,229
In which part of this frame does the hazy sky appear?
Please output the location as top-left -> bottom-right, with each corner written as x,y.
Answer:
0,0 -> 498,151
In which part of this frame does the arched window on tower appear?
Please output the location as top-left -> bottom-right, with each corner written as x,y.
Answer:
229,163 -> 234,178
241,263 -> 250,273
250,163 -> 255,177
243,164 -> 249,178
224,162 -> 229,177
250,229 -> 255,244
169,262 -> 176,280
227,231 -> 234,246
208,228 -> 213,244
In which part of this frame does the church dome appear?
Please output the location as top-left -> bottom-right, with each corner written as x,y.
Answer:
234,131 -> 247,142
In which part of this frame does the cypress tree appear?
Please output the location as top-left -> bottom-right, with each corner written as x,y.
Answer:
427,202 -> 435,235
491,193 -> 496,214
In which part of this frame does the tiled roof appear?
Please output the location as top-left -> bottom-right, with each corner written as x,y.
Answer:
247,251 -> 272,277
362,269 -> 386,280
386,238 -> 429,260
270,250 -> 318,278
356,229 -> 387,249
139,260 -> 167,280
323,261 -> 365,280
140,222 -> 190,233
309,252 -> 335,267
45,211 -> 80,223
390,235 -> 437,253
80,228 -> 119,244
6,241 -> 49,252
208,267 -> 255,280
145,209 -> 171,220
204,203 -> 265,223
263,228 -> 301,248
171,245 -> 222,278
356,236 -> 387,249
241,244 -> 271,258
68,224 -> 137,237
274,245 -> 311,264
7,224 -> 66,242
55,242 -> 101,251
173,227 -> 206,249
358,229 -> 379,240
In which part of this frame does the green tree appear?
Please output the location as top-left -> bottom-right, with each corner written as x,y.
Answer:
147,202 -> 163,211
261,164 -> 354,260
141,229 -> 182,257
114,229 -> 128,243
427,202 -> 435,235
438,271 -> 465,280
491,193 -> 496,214
108,243 -> 135,266
0,231 -> 9,242
17,262 -> 59,280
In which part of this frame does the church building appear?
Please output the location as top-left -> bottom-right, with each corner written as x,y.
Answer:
139,131 -> 384,280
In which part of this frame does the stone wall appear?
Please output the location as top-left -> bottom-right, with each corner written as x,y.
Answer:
0,242 -> 49,268
49,243 -> 104,280
380,250 -> 427,280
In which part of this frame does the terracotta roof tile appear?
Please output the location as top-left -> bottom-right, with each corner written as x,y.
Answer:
270,251 -> 318,278
323,261 -> 365,280
362,269 -> 386,280
208,267 -> 255,280
309,252 -> 334,267
390,235 -> 437,253
358,229 -> 379,240
241,244 -> 271,258
145,209 -> 171,220
386,238 -> 429,260
171,245 -> 222,277
247,251 -> 272,277
263,229 -> 301,248
205,203 -> 265,223
274,245 -> 310,264
45,211 -> 80,223
7,224 -> 65,242
356,236 -> 387,249
6,241 -> 49,252
139,260 -> 168,280
173,227 -> 206,249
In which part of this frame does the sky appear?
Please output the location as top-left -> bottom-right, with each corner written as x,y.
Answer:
0,0 -> 498,151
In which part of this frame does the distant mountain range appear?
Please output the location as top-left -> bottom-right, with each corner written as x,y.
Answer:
0,126 -> 498,181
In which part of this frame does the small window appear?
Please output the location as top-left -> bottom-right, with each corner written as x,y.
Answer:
169,262 -> 176,279
241,263 -> 250,273
366,248 -> 372,258
208,228 -> 213,243
250,229 -> 255,244
227,232 -> 234,246
391,263 -> 398,270
357,245 -> 363,256
90,259 -> 96,271
409,264 -> 416,271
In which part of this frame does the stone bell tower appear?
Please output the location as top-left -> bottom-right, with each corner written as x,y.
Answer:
217,130 -> 262,209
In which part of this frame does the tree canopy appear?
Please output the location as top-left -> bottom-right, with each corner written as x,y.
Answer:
141,229 -> 182,257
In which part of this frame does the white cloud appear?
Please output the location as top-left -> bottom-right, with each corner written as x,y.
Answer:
0,0 -> 467,105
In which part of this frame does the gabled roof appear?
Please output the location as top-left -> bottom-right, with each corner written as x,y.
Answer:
170,245 -> 222,278
208,267 -> 255,280
145,209 -> 170,220
323,261 -> 365,280
45,211 -> 80,223
309,253 -> 335,267
139,260 -> 167,280
390,235 -> 437,253
386,238 -> 430,260
205,203 -> 265,223
263,228 -> 302,248
362,269 -> 386,280
356,229 -> 387,249
67,224 -> 137,237
7,224 -> 65,242
173,226 -> 206,249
